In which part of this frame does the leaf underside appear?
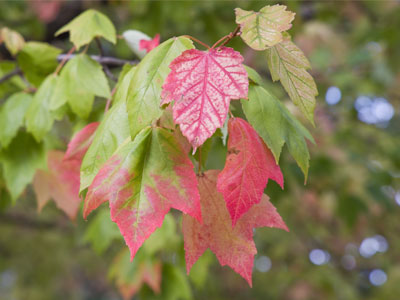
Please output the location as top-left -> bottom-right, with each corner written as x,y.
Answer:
161,47 -> 248,151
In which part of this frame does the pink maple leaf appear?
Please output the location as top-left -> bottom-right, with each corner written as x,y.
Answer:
217,118 -> 284,225
139,34 -> 160,53
183,170 -> 288,286
33,151 -> 81,219
161,47 -> 248,151
64,122 -> 99,162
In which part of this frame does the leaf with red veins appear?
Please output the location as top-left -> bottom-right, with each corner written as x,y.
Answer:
139,34 -> 160,53
64,122 -> 99,162
183,170 -> 288,286
161,47 -> 248,151
84,127 -> 201,260
217,118 -> 284,225
33,151 -> 81,219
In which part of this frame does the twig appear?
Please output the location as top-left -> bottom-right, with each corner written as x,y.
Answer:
0,68 -> 22,84
183,35 -> 210,50
57,54 -> 138,67
212,25 -> 241,49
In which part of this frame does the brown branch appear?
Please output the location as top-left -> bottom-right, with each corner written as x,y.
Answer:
57,54 -> 138,67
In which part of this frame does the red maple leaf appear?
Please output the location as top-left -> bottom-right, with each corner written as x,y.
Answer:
161,47 -> 248,151
217,118 -> 284,225
33,151 -> 81,219
183,170 -> 288,286
139,34 -> 160,53
84,128 -> 201,260
64,122 -> 99,162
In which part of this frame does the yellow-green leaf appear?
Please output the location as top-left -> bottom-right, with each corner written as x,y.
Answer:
235,5 -> 295,50
266,35 -> 318,125
0,27 -> 25,56
55,9 -> 116,49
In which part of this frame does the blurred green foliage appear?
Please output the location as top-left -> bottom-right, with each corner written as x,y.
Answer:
0,1 -> 399,299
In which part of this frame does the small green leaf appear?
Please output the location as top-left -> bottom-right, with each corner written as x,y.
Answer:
58,54 -> 110,118
127,36 -> 194,139
266,35 -> 318,125
244,65 -> 263,85
242,84 -> 314,180
0,131 -> 45,201
0,92 -> 31,148
25,75 -> 57,142
235,5 -> 295,50
55,9 -> 116,50
0,27 -> 25,56
84,209 -> 121,254
17,42 -> 61,87
80,67 -> 136,191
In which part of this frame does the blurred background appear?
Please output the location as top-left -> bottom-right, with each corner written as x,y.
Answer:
1,1 -> 400,299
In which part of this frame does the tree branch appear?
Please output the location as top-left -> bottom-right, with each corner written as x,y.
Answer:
57,54 -> 138,67
0,68 -> 22,84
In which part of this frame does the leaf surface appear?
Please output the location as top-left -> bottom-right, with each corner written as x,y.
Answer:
84,127 -> 201,260
80,67 -> 136,191
217,118 -> 283,225
0,131 -> 45,201
17,41 -> 61,87
110,249 -> 161,300
0,92 -> 31,148
183,170 -> 288,286
25,75 -> 57,141
58,54 -> 110,118
127,36 -> 194,138
161,47 -> 248,150
55,9 -> 116,49
235,5 -> 295,50
33,151 -> 81,219
266,35 -> 318,124
65,122 -> 100,161
0,27 -> 25,56
242,84 -> 314,179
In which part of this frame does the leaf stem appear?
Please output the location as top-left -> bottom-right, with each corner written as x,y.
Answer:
105,86 -> 117,113
54,46 -> 76,75
211,25 -> 241,49
183,35 -> 210,50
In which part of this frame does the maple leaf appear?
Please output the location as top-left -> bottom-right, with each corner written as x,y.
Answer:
242,84 -> 315,181
161,47 -> 248,151
84,127 -> 201,260
33,151 -> 81,219
64,122 -> 99,162
183,170 -> 288,286
139,34 -> 160,53
235,5 -> 295,50
266,35 -> 318,124
217,118 -> 283,225
110,249 -> 161,300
